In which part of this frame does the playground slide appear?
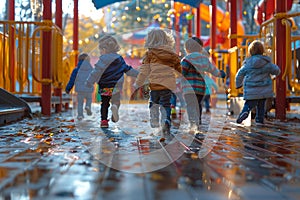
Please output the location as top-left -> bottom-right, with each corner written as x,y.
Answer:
0,88 -> 32,117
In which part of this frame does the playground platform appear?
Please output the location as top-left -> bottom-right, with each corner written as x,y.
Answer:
0,100 -> 299,200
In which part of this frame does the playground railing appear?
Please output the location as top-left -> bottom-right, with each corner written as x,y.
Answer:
0,20 -> 72,97
224,12 -> 300,101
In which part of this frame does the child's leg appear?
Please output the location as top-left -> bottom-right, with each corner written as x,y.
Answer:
77,92 -> 84,117
159,90 -> 172,123
196,94 -> 204,124
85,92 -> 93,115
111,92 -> 121,122
85,92 -> 93,109
184,93 -> 200,125
149,90 -> 160,127
255,99 -> 266,123
237,99 -> 257,123
101,95 -> 111,120
111,92 -> 121,108
204,94 -> 210,111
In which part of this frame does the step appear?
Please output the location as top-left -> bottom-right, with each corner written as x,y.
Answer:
0,107 -> 28,126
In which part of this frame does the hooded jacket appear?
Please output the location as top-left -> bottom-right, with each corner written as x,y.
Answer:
181,52 -> 223,95
135,48 -> 181,91
65,60 -> 94,93
86,53 -> 139,91
235,55 -> 281,100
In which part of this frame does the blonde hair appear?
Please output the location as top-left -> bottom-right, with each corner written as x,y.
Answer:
184,38 -> 202,53
248,40 -> 265,56
144,29 -> 175,49
78,53 -> 90,61
98,35 -> 120,53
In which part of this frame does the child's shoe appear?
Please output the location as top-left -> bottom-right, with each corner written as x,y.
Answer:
85,107 -> 92,116
100,120 -> 109,128
255,120 -> 264,126
236,111 -> 249,124
77,115 -> 84,120
111,104 -> 119,122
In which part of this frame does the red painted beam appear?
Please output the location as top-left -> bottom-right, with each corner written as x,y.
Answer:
275,0 -> 287,120
196,7 -> 201,38
229,0 -> 237,48
210,0 -> 217,63
41,0 -> 52,116
8,0 -> 15,92
54,0 -> 63,113
73,0 -> 79,64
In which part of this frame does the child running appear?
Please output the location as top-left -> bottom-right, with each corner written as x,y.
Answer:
235,40 -> 280,125
181,37 -> 226,132
203,73 -> 218,113
65,53 -> 94,120
134,29 -> 182,133
85,35 -> 139,128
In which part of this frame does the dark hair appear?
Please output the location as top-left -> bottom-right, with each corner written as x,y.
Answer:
191,36 -> 203,46
248,40 -> 265,56
78,53 -> 90,61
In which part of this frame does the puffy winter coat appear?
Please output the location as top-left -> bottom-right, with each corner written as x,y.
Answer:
65,60 -> 94,93
86,53 -> 139,91
135,47 -> 182,91
235,55 -> 281,100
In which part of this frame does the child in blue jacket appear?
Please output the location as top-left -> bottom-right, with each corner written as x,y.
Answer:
235,40 -> 281,125
85,35 -> 139,128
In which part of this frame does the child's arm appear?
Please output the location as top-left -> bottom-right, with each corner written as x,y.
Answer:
269,63 -> 281,76
206,57 -> 226,78
235,67 -> 245,89
134,64 -> 150,88
85,61 -> 105,87
125,67 -> 139,77
65,68 -> 78,93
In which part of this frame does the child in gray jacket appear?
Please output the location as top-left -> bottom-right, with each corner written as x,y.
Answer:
65,53 -> 94,120
235,40 -> 280,125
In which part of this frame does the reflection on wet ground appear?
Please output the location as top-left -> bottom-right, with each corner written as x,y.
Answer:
0,103 -> 299,199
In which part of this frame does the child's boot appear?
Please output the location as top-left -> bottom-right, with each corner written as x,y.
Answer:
111,104 -> 119,122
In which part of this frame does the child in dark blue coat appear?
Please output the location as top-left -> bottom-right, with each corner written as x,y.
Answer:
85,35 -> 139,128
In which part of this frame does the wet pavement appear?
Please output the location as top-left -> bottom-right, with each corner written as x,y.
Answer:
0,101 -> 299,200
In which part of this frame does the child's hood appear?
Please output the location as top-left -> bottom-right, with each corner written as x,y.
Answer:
147,48 -> 178,63
183,52 -> 208,66
245,55 -> 271,69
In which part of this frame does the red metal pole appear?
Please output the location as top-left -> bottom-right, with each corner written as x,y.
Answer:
41,0 -> 52,116
8,0 -> 15,92
210,0 -> 217,107
54,0 -> 63,112
196,7 -> 201,38
73,0 -> 79,64
275,0 -> 287,120
229,0 -> 237,48
210,0 -> 217,62
188,17 -> 192,37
